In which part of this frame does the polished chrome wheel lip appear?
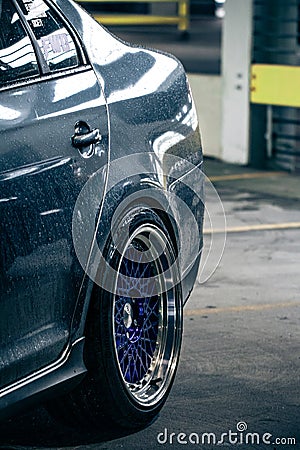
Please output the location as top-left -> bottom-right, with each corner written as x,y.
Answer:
112,224 -> 182,407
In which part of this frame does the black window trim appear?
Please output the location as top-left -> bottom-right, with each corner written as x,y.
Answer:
0,0 -> 92,91
12,0 -> 50,74
11,0 -> 87,75
43,0 -> 88,67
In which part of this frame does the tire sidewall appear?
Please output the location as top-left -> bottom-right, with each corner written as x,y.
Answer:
87,206 -> 183,428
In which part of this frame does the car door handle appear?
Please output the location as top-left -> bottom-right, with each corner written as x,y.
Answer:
72,128 -> 101,148
72,120 -> 102,158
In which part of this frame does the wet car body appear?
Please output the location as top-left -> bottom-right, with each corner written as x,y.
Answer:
0,0 -> 204,427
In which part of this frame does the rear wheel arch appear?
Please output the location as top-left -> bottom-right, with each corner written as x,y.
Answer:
48,204 -> 183,430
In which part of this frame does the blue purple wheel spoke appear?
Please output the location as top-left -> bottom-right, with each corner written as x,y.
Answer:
112,225 -> 181,407
114,243 -> 160,384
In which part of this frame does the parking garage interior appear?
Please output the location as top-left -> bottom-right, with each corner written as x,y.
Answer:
78,0 -> 300,172
0,1 -> 299,449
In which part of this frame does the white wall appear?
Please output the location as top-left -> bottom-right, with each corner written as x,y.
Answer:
188,74 -> 222,159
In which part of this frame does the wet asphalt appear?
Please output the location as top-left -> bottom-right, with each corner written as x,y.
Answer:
0,158 -> 299,450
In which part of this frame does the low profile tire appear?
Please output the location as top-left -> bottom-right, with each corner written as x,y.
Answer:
48,208 -> 183,430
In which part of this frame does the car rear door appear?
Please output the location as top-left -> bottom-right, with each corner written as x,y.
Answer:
0,0 -> 108,387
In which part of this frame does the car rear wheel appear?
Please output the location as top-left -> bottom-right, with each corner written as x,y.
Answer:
48,208 -> 183,430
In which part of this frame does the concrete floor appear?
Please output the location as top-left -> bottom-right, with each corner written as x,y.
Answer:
1,160 -> 299,450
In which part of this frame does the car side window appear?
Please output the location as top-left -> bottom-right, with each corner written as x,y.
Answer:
18,0 -> 79,72
0,0 -> 39,87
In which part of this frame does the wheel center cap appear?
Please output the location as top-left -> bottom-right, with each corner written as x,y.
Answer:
123,302 -> 133,329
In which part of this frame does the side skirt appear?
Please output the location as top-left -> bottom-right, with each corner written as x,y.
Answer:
182,253 -> 201,306
0,337 -> 87,420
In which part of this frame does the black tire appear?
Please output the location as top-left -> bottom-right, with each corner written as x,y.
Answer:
48,207 -> 183,431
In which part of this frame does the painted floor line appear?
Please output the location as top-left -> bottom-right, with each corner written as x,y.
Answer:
208,171 -> 286,182
203,222 -> 300,234
184,301 -> 300,316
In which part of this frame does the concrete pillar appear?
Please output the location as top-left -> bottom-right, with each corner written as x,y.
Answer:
221,0 -> 253,164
